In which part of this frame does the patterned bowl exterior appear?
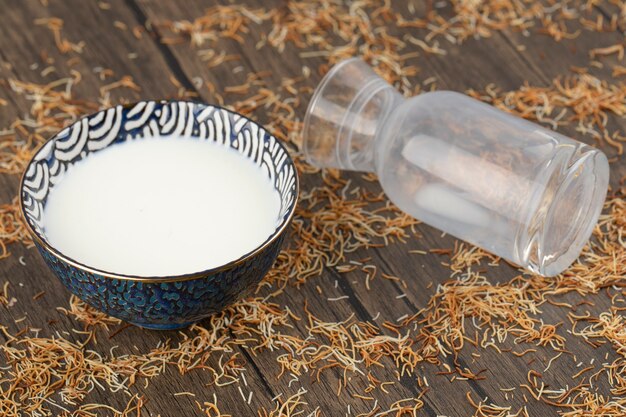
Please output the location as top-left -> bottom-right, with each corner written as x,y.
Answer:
20,100 -> 298,330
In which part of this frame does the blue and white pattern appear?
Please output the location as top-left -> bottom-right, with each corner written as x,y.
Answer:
23,101 -> 297,236
20,100 -> 298,330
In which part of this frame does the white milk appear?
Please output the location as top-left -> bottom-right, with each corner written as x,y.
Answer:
43,137 -> 282,276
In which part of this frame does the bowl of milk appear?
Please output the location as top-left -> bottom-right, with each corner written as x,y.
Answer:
20,100 -> 298,329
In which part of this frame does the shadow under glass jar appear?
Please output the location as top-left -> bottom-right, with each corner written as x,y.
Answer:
303,58 -> 609,276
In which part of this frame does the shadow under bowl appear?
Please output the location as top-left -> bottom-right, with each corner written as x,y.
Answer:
19,100 -> 299,330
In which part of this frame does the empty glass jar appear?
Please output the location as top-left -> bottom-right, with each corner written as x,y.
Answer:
303,58 -> 609,276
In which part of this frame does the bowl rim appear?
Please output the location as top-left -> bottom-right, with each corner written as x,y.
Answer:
19,99 -> 299,283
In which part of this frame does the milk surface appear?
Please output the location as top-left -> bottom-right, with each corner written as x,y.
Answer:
43,137 -> 282,276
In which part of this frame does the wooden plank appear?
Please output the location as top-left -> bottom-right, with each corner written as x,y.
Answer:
132,1 -> 625,415
0,1 -> 279,416
126,1 -> 464,414
0,0 -> 623,416
363,13 -> 626,414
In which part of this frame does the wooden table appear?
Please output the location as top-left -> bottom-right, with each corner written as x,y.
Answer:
1,1 -> 624,416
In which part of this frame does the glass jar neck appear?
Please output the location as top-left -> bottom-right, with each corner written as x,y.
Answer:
338,80 -> 403,172
303,58 -> 403,173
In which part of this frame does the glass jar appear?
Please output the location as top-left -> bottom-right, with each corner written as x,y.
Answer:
303,58 -> 609,276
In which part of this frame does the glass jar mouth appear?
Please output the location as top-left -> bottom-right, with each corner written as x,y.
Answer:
302,58 -> 402,172
302,58 -> 362,166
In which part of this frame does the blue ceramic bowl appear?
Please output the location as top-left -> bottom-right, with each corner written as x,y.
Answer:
19,100 -> 298,330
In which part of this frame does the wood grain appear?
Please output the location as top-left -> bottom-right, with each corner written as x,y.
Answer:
0,1 -> 623,416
